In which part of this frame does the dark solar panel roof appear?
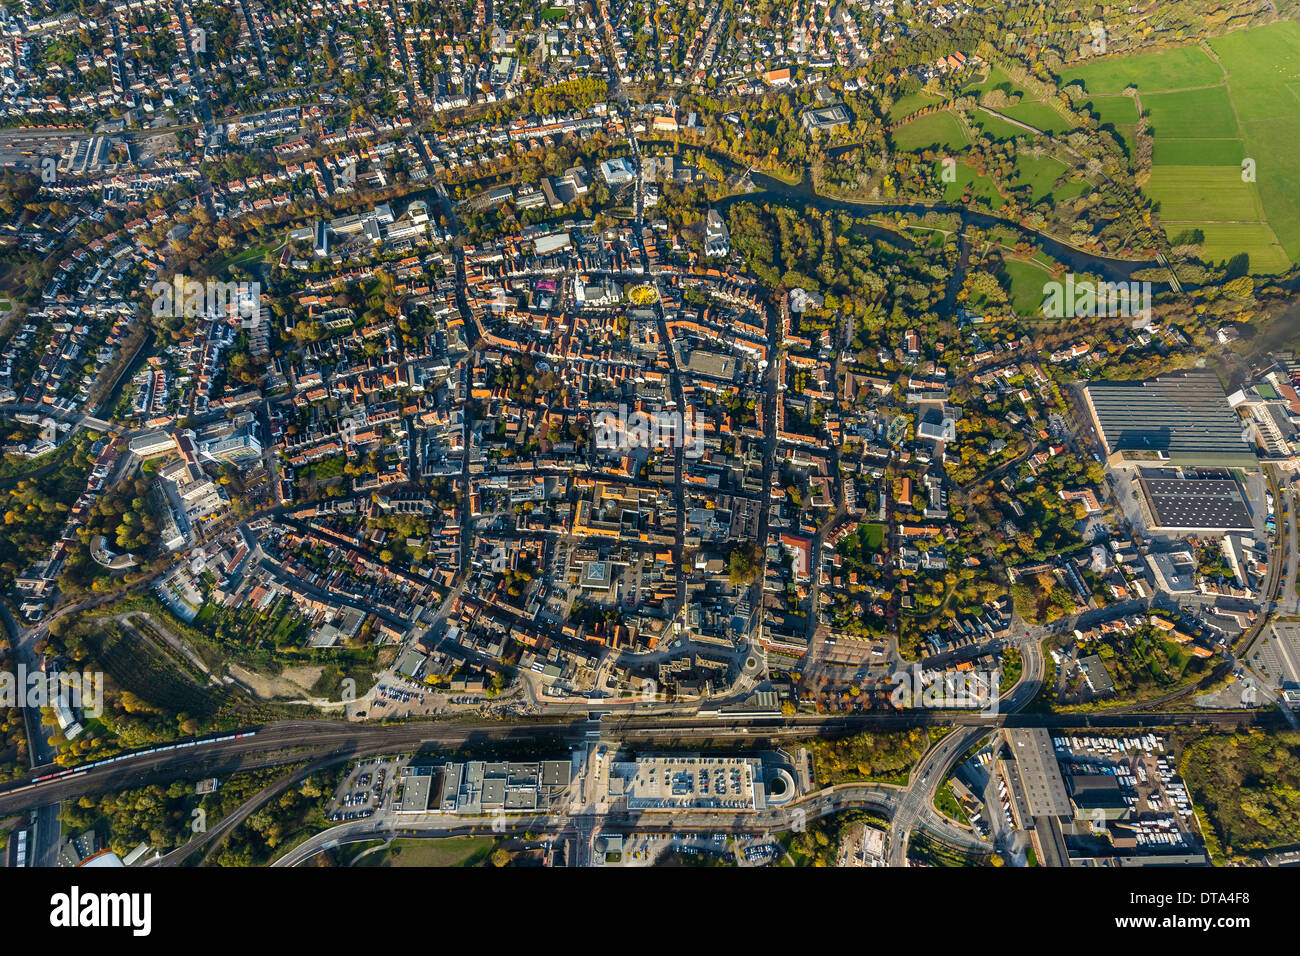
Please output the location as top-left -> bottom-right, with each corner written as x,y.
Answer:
1139,476 -> 1253,530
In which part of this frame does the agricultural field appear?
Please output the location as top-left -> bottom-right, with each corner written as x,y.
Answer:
1144,166 -> 1263,222
1142,87 -> 1238,140
1209,21 -> 1300,267
1062,44 -> 1224,94
1151,138 -> 1243,166
1061,24 -> 1300,273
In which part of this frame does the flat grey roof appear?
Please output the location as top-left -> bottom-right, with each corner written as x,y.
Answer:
541,760 -> 572,788
1004,728 -> 1073,819
1085,372 -> 1256,465
400,774 -> 433,812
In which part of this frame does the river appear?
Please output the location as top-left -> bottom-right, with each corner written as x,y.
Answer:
718,168 -> 1166,286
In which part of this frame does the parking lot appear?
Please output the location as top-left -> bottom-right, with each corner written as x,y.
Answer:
327,757 -> 405,823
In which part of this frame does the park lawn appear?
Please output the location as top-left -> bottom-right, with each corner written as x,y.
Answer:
941,162 -> 1004,209
1061,43 -> 1223,94
1001,257 -> 1053,316
888,90 -> 943,121
1210,20 -> 1300,265
969,110 -> 1024,141
1000,99 -> 1074,134
1013,153 -> 1070,203
215,239 -> 282,274
963,64 -> 1021,98
1153,138 -> 1244,166
1142,86 -> 1239,140
892,111 -> 969,151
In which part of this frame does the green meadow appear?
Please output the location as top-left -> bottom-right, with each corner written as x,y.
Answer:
891,111 -> 970,151
1063,25 -> 1300,272
888,91 -> 944,122
1062,44 -> 1223,94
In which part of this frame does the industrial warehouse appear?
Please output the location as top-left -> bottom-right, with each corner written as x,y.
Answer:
1136,469 -> 1255,533
1083,371 -> 1258,467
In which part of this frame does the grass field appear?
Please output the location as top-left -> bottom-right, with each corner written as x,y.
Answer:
941,163 -> 1004,209
1000,100 -> 1073,134
1083,93 -> 1140,129
1189,223 -> 1290,273
964,64 -> 1075,138
1001,258 -> 1054,315
1210,20 -> 1300,266
1145,166 -> 1264,221
1142,87 -> 1238,139
1146,162 -> 1287,273
888,91 -> 943,121
969,109 -> 1027,141
892,111 -> 969,151
1063,28 -> 1299,273
353,836 -> 496,867
1144,166 -> 1287,271
859,522 -> 886,550
1014,153 -> 1074,203
1062,44 -> 1223,94
963,65 -> 1022,98
1152,139 -> 1244,166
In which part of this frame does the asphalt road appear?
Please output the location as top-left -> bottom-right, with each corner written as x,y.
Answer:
0,707 -> 1274,820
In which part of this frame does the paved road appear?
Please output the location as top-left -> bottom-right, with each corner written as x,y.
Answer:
274,773 -> 983,868
0,706 -> 1274,820
885,725 -> 989,865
